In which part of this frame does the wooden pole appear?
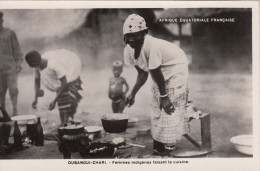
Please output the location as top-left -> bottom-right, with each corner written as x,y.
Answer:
200,113 -> 212,150
183,134 -> 201,148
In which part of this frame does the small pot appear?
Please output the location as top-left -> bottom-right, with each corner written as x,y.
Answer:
128,117 -> 138,127
85,126 -> 102,140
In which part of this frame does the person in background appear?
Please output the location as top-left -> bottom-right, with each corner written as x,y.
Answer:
0,106 -> 11,122
108,60 -> 129,113
25,49 -> 82,126
0,11 -> 23,117
123,14 -> 190,155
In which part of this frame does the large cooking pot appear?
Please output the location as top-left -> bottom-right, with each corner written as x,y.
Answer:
101,114 -> 129,133
58,124 -> 90,159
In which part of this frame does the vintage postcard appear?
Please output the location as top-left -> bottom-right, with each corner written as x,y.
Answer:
0,1 -> 259,171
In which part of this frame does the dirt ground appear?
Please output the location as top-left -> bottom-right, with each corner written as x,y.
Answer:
0,67 -> 252,159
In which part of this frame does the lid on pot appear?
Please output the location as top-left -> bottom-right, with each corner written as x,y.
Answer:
11,115 -> 37,121
85,126 -> 102,133
64,124 -> 84,130
63,124 -> 84,135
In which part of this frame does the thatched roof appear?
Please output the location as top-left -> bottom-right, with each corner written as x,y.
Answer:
159,8 -> 251,18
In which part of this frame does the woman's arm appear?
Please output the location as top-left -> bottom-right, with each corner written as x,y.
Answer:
125,66 -> 148,106
150,66 -> 175,114
149,66 -> 167,96
49,76 -> 68,110
108,78 -> 113,99
122,78 -> 129,95
131,66 -> 148,96
32,69 -> 41,109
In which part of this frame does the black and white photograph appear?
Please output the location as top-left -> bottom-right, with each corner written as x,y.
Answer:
0,1 -> 259,171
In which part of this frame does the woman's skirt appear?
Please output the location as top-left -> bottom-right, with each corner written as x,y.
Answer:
151,75 -> 189,144
57,77 -> 82,118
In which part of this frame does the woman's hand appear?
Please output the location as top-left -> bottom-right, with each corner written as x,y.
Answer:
125,93 -> 135,107
32,99 -> 38,109
49,100 -> 56,110
150,67 -> 174,114
122,93 -> 127,100
160,96 -> 175,115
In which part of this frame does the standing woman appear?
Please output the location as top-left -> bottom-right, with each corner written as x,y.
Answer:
123,14 -> 190,155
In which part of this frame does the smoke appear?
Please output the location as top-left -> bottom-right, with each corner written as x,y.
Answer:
1,9 -> 89,41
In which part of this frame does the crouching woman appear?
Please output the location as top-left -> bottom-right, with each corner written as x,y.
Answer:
25,49 -> 83,126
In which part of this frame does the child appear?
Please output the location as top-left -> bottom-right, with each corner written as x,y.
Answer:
108,60 -> 129,113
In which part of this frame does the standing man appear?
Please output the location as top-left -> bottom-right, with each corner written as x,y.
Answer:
0,11 -> 23,116
25,49 -> 82,126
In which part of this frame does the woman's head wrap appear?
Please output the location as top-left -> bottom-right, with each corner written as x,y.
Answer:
123,14 -> 148,35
